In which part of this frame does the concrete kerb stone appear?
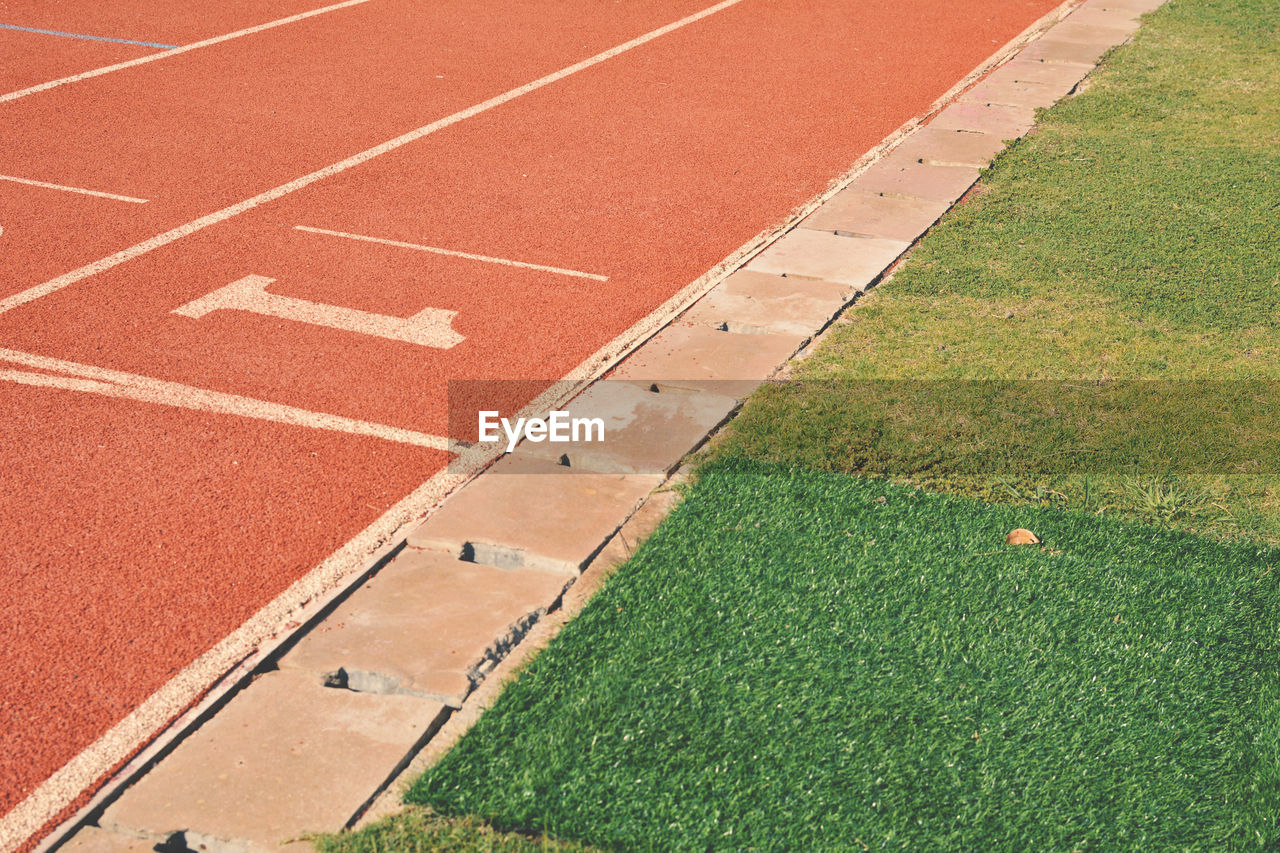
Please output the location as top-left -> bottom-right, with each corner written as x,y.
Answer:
1063,5 -> 1143,31
579,484 -> 684,580
1086,0 -> 1166,14
60,827 -> 159,851
847,154 -> 981,203
511,381 -> 740,476
962,73 -> 1071,110
99,670 -> 449,852
355,474 -> 691,830
609,322 -> 806,394
279,550 -> 575,707
929,101 -> 1037,138
802,190 -> 952,243
996,57 -> 1094,93
1048,20 -> 1139,43
406,455 -> 662,574
681,270 -> 856,336
747,229 -> 911,289
1019,35 -> 1113,66
886,126 -> 1010,169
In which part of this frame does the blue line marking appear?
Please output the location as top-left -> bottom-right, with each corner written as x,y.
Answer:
0,23 -> 177,49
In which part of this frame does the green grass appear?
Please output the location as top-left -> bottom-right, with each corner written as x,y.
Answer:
714,0 -> 1280,542
404,460 -> 1280,850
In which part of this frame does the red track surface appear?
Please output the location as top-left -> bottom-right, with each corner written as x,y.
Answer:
0,0 -> 1059,831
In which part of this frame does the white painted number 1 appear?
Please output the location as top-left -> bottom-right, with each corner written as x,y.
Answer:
174,275 -> 463,349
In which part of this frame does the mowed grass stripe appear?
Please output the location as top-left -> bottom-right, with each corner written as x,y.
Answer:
404,461 -> 1280,851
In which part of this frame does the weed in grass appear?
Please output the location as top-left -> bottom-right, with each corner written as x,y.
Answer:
1121,476 -> 1210,521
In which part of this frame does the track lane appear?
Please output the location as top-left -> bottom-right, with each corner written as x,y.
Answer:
0,182 -> 179,296
0,0 -> 352,48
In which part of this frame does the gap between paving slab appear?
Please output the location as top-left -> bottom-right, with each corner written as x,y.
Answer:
46,0 -> 1168,848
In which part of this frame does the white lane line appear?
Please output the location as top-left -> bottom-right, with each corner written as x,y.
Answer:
0,0 -> 746,318
0,173 -> 148,203
296,225 -> 610,281
0,349 -> 447,450
0,0 -> 375,104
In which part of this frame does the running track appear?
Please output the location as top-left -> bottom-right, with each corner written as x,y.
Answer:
0,0 -> 1061,840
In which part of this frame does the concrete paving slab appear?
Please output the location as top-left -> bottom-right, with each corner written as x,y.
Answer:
962,75 -> 1067,109
850,155 -> 981,203
609,322 -> 803,393
406,455 -> 661,573
1064,5 -> 1143,32
582,487 -> 682,582
100,670 -> 447,852
929,101 -> 1036,138
513,381 -> 738,475
1085,0 -> 1166,14
280,549 -> 572,706
682,269 -> 853,335
802,190 -> 951,243
747,229 -> 910,288
890,126 -> 1009,168
1019,35 -> 1112,66
1048,20 -> 1137,44
997,57 -> 1094,91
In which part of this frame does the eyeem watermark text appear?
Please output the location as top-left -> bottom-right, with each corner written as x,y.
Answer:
478,410 -> 605,453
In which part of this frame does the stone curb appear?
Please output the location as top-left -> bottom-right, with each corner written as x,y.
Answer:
406,456 -> 662,574
682,270 -> 855,336
512,381 -> 742,475
98,670 -> 450,852
278,550 -> 578,707
57,0 -> 1164,849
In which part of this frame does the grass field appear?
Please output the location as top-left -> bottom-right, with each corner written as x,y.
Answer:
321,0 -> 1280,848
404,461 -> 1280,850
